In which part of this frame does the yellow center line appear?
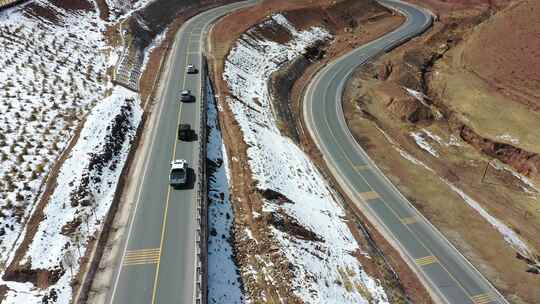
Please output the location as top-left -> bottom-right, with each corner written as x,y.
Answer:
358,190 -> 380,201
401,216 -> 418,225
150,30 -> 194,304
353,164 -> 370,171
415,255 -> 437,266
318,74 -> 479,300
472,293 -> 495,304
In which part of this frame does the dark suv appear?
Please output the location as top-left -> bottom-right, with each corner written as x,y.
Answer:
178,124 -> 191,141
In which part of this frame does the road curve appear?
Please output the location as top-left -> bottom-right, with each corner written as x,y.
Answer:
107,1 -> 255,304
303,1 -> 508,304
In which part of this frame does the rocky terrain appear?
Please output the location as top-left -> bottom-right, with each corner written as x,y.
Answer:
343,0 -> 540,302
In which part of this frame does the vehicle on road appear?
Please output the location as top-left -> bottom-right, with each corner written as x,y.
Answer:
179,90 -> 194,102
169,159 -> 188,187
178,123 -> 192,141
186,64 -> 198,74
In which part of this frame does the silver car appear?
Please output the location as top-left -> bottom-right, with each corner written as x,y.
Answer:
179,90 -> 194,102
170,159 -> 187,187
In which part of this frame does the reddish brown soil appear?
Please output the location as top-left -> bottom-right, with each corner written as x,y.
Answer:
462,0 -> 540,110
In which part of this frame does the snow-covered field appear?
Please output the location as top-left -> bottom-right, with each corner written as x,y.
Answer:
2,88 -> 141,303
206,79 -> 244,303
0,0 -> 152,302
0,2 -> 109,267
223,14 -> 389,303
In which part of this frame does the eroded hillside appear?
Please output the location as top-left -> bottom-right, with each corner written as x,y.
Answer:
343,0 -> 540,302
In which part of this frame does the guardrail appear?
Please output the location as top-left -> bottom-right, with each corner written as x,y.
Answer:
194,56 -> 209,304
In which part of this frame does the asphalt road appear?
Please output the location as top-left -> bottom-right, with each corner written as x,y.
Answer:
303,1 -> 508,304
107,2 -> 254,303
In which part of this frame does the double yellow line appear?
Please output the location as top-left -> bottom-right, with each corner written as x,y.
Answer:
471,293 -> 495,304
415,255 -> 437,267
123,248 -> 161,266
150,28 -> 195,304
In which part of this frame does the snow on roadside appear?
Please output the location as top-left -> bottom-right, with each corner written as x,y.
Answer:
376,126 -> 435,173
442,180 -> 537,263
490,160 -> 540,195
2,87 -> 142,303
223,14 -> 388,303
207,79 -> 244,303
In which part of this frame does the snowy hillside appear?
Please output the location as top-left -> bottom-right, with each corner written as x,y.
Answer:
206,79 -> 244,303
0,2 -> 109,268
0,0 -> 151,302
223,14 -> 389,303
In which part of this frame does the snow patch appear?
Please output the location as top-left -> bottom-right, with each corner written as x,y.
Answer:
223,14 -> 388,303
207,78 -> 244,303
410,131 -> 439,157
443,180 -> 537,263
496,133 -> 520,145
2,87 -> 142,303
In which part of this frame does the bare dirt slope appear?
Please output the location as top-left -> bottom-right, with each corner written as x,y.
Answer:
342,0 -> 540,303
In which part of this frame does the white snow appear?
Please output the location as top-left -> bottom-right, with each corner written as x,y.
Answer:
375,126 -> 435,172
443,180 -> 537,263
404,87 -> 430,107
0,2 -> 108,267
2,87 -> 142,303
410,131 -> 439,157
207,79 -> 244,303
104,0 -> 158,23
0,1 -> 148,302
223,14 -> 388,303
490,160 -> 540,195
495,133 -> 520,145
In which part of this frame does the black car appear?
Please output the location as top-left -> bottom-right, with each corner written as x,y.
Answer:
178,124 -> 191,141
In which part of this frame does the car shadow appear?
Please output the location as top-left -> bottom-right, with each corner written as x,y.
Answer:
178,130 -> 198,142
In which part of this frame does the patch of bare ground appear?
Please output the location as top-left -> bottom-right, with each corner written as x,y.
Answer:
208,0 -> 432,302
342,1 -> 540,302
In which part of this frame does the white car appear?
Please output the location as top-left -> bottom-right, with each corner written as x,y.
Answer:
186,64 -> 197,74
170,159 -> 187,187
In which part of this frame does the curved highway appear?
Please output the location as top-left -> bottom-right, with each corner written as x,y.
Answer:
304,1 -> 507,303
107,1 -> 255,303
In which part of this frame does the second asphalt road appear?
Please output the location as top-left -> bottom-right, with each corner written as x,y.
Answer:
304,1 -> 507,304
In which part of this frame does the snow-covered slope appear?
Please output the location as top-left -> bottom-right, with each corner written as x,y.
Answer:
0,1 -> 149,302
0,2 -> 108,267
223,14 -> 389,303
207,79 -> 244,303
